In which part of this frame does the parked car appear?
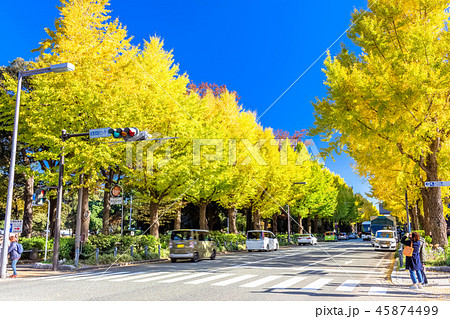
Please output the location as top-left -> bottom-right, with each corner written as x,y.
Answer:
297,234 -> 318,245
348,233 -> 358,239
246,230 -> 279,251
338,232 -> 348,240
374,230 -> 397,251
169,229 -> 216,263
324,231 -> 338,242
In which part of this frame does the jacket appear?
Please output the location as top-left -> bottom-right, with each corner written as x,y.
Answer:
401,236 -> 422,271
419,238 -> 426,263
8,242 -> 21,260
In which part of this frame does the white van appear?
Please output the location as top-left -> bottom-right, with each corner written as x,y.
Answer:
246,230 -> 279,252
374,230 -> 397,251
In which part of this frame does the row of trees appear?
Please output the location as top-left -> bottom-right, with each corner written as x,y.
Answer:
312,0 -> 450,246
0,0 -> 376,241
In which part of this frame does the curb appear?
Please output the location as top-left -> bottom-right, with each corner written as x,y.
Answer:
426,266 -> 450,272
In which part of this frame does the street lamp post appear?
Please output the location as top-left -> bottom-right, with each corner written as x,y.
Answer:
0,63 -> 74,279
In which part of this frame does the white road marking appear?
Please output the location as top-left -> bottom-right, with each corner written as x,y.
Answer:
368,286 -> 387,295
344,260 -> 354,265
240,266 -> 382,274
133,272 -> 184,283
42,272 -> 96,281
159,272 -> 209,283
24,273 -> 92,281
212,274 -> 257,286
65,271 -> 128,281
269,277 -> 307,289
301,278 -> 333,291
110,272 -> 169,282
87,271 -> 146,281
185,273 -> 233,285
336,280 -> 359,292
240,275 -> 282,288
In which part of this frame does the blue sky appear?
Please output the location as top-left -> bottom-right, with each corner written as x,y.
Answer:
0,0 -> 377,206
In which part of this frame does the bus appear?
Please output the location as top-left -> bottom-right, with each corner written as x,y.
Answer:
361,221 -> 371,241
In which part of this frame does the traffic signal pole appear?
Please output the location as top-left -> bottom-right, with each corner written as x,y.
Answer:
52,130 -> 89,271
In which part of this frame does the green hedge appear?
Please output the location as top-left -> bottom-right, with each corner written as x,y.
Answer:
18,234 -> 162,260
19,237 -> 51,251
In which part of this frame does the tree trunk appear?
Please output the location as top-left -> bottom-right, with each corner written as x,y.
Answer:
228,206 -> 237,234
246,208 -> 252,232
313,216 -> 319,233
263,219 -> 269,230
272,213 -> 278,234
421,186 -> 447,245
22,174 -> 34,238
102,169 -> 114,235
149,201 -> 159,238
409,204 -> 419,231
174,202 -> 182,230
253,210 -> 261,230
417,203 -> 425,230
298,216 -> 303,234
80,187 -> 90,241
199,202 -> 208,230
421,146 -> 448,247
306,218 -> 311,234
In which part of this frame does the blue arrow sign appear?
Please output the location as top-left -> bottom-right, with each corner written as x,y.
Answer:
89,127 -> 111,139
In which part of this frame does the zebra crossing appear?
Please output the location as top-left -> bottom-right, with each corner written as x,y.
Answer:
24,270 -> 389,295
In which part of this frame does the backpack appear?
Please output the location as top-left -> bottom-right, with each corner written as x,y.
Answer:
17,243 -> 23,254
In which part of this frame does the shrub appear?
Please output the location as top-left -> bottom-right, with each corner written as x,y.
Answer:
19,237 -> 50,251
88,234 -> 120,252
59,237 -> 75,260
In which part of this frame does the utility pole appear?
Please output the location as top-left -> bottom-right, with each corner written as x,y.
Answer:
129,195 -> 133,230
287,204 -> 291,243
74,174 -> 83,267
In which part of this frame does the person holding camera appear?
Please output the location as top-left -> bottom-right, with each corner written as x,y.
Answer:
401,232 -> 424,289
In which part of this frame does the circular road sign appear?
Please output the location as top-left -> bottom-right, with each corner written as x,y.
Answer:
111,185 -> 122,197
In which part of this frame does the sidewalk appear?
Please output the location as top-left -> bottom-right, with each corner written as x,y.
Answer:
1,258 -> 169,279
390,259 -> 450,295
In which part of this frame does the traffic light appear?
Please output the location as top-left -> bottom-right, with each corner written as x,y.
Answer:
32,188 -> 45,206
108,127 -> 148,142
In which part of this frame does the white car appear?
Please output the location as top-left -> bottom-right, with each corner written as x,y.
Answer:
374,230 -> 397,251
297,234 -> 318,245
246,230 -> 279,251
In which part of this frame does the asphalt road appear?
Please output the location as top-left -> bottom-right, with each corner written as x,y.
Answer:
0,239 -> 444,301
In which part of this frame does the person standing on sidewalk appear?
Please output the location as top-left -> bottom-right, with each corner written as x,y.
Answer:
8,235 -> 21,278
401,232 -> 424,289
419,236 -> 428,286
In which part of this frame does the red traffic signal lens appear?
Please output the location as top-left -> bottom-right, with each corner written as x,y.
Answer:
124,127 -> 139,137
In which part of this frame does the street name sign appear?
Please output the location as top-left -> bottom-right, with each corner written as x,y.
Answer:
424,181 -> 450,187
89,127 -> 111,139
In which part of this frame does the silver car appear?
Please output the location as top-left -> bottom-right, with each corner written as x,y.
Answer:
169,229 -> 216,263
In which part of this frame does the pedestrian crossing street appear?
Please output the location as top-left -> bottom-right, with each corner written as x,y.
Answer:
24,270 -> 390,295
